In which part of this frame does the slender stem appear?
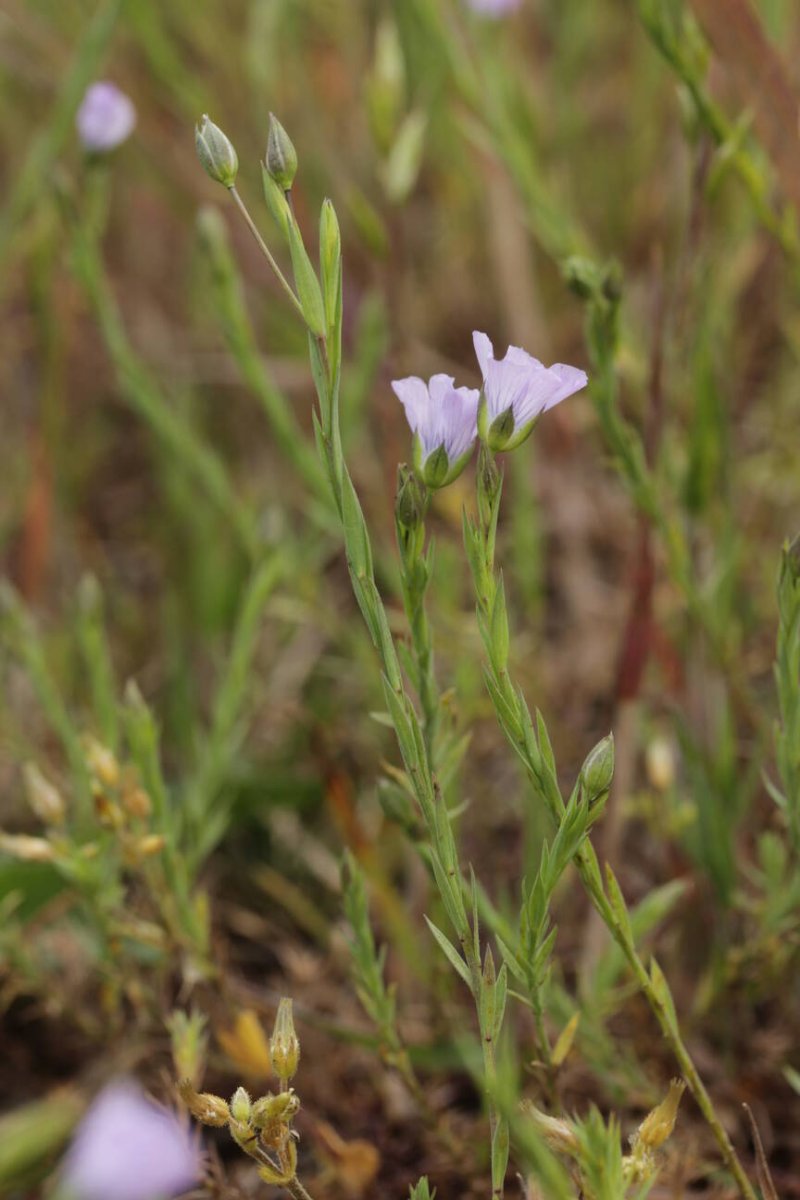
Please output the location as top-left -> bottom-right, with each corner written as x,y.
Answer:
228,187 -> 306,323
396,505 -> 439,762
580,847 -> 757,1200
314,330 -> 502,1195
285,1177 -> 315,1200
471,448 -> 757,1200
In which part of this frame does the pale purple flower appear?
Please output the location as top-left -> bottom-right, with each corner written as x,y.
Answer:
76,83 -> 136,153
473,330 -> 587,451
466,0 -> 522,15
392,374 -> 480,487
61,1080 -> 199,1200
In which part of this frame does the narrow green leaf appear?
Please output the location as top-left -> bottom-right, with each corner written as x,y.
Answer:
424,916 -> 472,989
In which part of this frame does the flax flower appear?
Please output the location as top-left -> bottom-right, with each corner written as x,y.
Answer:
60,1080 -> 199,1200
473,330 -> 587,451
466,0 -> 523,14
76,83 -> 136,153
392,374 -> 480,487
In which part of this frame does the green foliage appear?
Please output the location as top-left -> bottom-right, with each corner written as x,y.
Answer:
3,3 -> 800,1195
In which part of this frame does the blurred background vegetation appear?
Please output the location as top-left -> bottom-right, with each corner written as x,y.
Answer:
1,0 -> 800,1195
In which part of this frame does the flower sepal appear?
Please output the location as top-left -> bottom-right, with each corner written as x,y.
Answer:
416,439 -> 474,489
486,405 -> 516,452
496,411 -> 541,452
419,441 -> 449,488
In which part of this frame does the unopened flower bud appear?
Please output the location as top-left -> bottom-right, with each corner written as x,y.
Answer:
270,998 -> 300,1081
266,113 -> 298,192
23,763 -> 65,825
230,1086 -> 252,1124
395,464 -> 427,532
252,1091 -> 300,1130
635,1079 -> 685,1150
0,832 -> 55,862
563,255 -> 601,300
478,441 -> 502,506
84,737 -> 120,789
178,1079 -> 229,1127
522,1102 -> 578,1153
195,115 -> 238,189
580,733 -> 614,804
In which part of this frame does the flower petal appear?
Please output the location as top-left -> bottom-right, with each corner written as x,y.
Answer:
506,344 -> 545,371
62,1080 -> 199,1200
483,358 -> 533,422
472,331 -> 494,380
391,376 -> 430,435
428,373 -> 458,405
544,364 -> 588,410
441,387 -> 480,461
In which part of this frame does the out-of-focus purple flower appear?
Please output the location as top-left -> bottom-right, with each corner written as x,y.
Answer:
473,330 -> 587,452
76,83 -> 136,153
392,374 -> 480,487
61,1079 -> 199,1200
466,0 -> 523,16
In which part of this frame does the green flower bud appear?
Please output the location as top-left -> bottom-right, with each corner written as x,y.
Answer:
580,733 -> 615,804
270,998 -> 300,1082
395,464 -> 427,532
478,441 -> 502,508
230,1086 -> 252,1124
266,113 -> 298,192
252,1091 -> 300,1129
563,255 -> 601,300
178,1079 -> 230,1127
195,115 -> 238,188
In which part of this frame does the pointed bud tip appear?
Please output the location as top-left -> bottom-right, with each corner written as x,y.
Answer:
230,1086 -> 252,1124
266,113 -> 298,191
580,733 -> 615,803
195,114 -> 238,188
270,997 -> 300,1081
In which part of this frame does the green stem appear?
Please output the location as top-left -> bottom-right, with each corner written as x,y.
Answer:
396,503 -> 439,761
472,447 -> 757,1200
228,186 -> 307,323
314,333 -> 503,1195
285,1177 -> 315,1200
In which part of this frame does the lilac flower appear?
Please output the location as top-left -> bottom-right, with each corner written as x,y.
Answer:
392,373 -> 480,487
61,1080 -> 199,1200
76,83 -> 136,153
466,0 -> 523,15
473,330 -> 587,452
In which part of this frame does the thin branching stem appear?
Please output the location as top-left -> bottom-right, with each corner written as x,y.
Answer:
228,186 -> 306,322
